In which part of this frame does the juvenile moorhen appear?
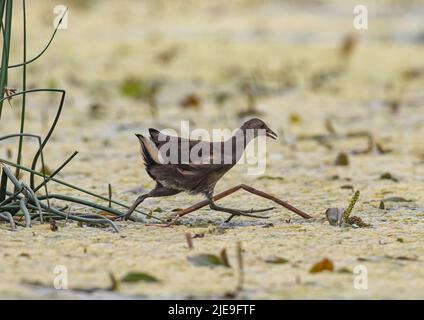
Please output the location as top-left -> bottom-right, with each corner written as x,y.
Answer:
123,118 -> 311,223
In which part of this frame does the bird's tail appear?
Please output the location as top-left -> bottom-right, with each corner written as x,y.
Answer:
135,134 -> 160,170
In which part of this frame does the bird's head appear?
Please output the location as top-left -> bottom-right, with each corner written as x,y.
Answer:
240,118 -> 277,140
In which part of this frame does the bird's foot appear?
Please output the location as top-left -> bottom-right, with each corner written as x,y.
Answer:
145,215 -> 180,227
225,211 -> 270,223
145,223 -> 175,228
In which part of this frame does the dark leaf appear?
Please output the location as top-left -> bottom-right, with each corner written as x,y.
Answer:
219,248 -> 231,268
337,267 -> 352,274
380,172 -> 398,182
264,256 -> 289,264
187,254 -> 228,268
383,196 -> 412,202
334,152 -> 349,166
121,272 -> 160,283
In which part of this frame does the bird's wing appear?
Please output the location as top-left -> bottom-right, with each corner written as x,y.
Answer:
148,128 -> 222,165
149,128 -> 201,149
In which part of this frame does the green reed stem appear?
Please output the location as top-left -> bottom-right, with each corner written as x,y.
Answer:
0,159 -> 163,222
0,0 -> 13,119
15,0 -> 27,184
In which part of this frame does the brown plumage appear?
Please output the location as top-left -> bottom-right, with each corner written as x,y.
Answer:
123,118 -> 277,221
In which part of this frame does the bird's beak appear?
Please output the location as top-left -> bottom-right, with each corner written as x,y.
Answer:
266,128 -> 278,140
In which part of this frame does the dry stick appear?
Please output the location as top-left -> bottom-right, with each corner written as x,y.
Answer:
236,241 -> 244,293
108,183 -> 112,208
64,205 -> 71,226
185,232 -> 193,249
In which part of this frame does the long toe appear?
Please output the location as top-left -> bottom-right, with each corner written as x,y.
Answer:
241,207 -> 275,213
224,212 -> 270,222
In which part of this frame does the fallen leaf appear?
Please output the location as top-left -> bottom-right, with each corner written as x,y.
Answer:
264,256 -> 289,264
219,248 -> 231,268
309,258 -> 334,273
121,272 -> 160,283
383,196 -> 412,202
289,113 -> 302,124
380,172 -> 398,182
334,152 -> 349,166
337,267 -> 352,274
187,254 -> 228,268
385,255 -> 418,261
180,94 -> 201,109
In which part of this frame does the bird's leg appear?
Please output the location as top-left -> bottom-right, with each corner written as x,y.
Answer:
174,184 -> 312,220
123,184 -> 181,221
122,193 -> 150,221
237,184 -> 312,219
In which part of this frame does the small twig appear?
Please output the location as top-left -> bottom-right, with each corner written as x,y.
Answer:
108,183 -> 112,208
236,242 -> 244,293
185,232 -> 193,249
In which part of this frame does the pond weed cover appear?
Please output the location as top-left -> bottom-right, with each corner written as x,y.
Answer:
0,0 -> 424,299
